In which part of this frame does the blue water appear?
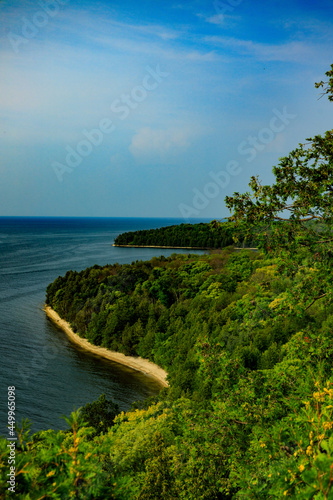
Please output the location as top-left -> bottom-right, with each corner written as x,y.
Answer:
0,217 -> 208,433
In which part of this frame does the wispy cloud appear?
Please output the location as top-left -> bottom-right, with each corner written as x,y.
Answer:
205,14 -> 225,25
90,32 -> 220,62
7,6 -> 219,63
107,19 -> 181,41
56,8 -> 217,62
204,36 -> 317,62
198,12 -> 241,27
129,127 -> 193,163
279,17 -> 333,39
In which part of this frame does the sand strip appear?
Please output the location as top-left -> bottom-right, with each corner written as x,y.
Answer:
113,244 -> 210,249
44,305 -> 168,388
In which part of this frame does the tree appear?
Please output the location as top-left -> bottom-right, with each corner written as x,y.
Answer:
315,63 -> 333,101
138,432 -> 177,500
225,129 -> 333,258
80,394 -> 119,436
225,64 -> 333,309
225,65 -> 333,260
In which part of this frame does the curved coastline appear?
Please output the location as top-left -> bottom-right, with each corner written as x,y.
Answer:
44,305 -> 168,388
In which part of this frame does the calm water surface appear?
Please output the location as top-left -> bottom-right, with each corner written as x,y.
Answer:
0,217 -> 207,433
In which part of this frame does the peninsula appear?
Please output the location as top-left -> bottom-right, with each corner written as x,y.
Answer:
44,305 -> 168,387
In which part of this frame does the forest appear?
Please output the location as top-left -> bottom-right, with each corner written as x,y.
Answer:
113,221 -> 235,249
1,65 -> 333,499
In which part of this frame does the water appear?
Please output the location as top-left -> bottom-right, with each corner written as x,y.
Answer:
0,217 -> 208,434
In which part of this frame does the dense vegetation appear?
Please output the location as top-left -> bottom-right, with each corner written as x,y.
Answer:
1,64 -> 333,499
3,247 -> 333,499
113,221 -> 235,248
46,249 -> 300,386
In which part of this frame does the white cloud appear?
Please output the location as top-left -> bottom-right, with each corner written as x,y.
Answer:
205,14 -> 225,25
129,127 -> 192,163
108,20 -> 181,41
279,18 -> 333,38
91,33 -> 220,62
204,36 -> 318,62
199,13 -> 241,26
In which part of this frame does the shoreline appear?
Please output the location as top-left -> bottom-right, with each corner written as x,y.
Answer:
113,244 -> 211,249
113,244 -> 258,250
44,305 -> 168,388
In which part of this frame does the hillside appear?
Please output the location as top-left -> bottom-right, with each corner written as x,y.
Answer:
2,247 -> 333,498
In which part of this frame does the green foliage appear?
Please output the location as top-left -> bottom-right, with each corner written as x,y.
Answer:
0,410 -> 117,499
114,221 -> 235,248
80,394 -> 119,437
137,431 -> 177,500
315,63 -> 333,101
5,245 -> 333,497
226,134 -> 333,263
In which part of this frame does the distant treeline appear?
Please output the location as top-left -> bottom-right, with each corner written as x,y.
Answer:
114,222 -> 234,248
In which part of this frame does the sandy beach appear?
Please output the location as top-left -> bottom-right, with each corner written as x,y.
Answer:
44,305 -> 168,388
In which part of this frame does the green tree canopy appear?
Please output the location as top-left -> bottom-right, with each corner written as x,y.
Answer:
225,64 -> 333,263
80,394 -> 119,436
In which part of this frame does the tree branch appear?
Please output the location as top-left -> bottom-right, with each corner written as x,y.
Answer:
305,294 -> 327,311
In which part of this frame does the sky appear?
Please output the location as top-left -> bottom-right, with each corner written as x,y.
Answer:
0,0 -> 332,219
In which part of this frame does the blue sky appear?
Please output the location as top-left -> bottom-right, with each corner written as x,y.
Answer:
0,0 -> 332,219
